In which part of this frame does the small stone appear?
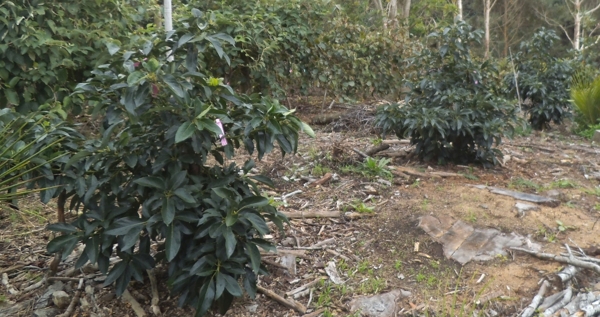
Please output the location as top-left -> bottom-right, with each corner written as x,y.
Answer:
593,130 -> 600,143
349,289 -> 412,317
479,204 -> 489,210
52,291 -> 70,309
397,274 -> 405,280
32,308 -> 61,317
34,282 -> 65,309
246,304 -> 258,313
594,282 -> 600,291
515,202 -> 540,217
545,189 -> 567,202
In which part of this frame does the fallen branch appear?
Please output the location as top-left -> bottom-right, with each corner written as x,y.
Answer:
365,144 -> 390,156
262,258 -> 291,270
511,247 -> 600,273
381,139 -> 410,145
56,278 -> 84,317
521,280 -> 550,317
352,148 -> 370,159
542,282 -> 572,316
122,288 -> 147,317
257,285 -> 307,314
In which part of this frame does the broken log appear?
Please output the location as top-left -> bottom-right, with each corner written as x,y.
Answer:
381,139 -> 410,145
286,277 -> 326,296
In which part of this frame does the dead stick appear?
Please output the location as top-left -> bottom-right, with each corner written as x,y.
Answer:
303,308 -> 326,317
262,258 -> 290,270
365,144 -> 390,156
56,278 -> 84,317
542,282 -> 572,316
511,247 -> 600,273
286,277 -> 326,296
282,210 -> 341,219
309,173 -> 332,187
521,280 -> 550,317
257,285 -> 307,314
351,148 -> 370,159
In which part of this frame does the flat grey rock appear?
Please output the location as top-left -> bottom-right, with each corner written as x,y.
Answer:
419,216 -> 540,264
32,308 -> 60,317
471,185 -> 559,207
349,289 -> 411,317
34,281 -> 65,309
52,290 -> 70,309
515,202 -> 540,217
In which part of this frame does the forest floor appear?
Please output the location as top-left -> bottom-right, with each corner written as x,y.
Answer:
1,100 -> 600,317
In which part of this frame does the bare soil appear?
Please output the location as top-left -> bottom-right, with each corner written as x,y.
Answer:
1,102 -> 600,317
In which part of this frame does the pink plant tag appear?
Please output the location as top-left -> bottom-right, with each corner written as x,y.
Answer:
215,119 -> 227,146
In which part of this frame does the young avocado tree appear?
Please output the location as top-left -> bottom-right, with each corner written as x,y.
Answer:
376,20 -> 519,166
46,9 -> 313,316
505,28 -> 574,130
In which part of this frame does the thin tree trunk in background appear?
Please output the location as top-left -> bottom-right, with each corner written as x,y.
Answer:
389,0 -> 398,28
574,0 -> 581,51
503,0 -> 509,57
164,0 -> 173,61
484,0 -> 497,58
457,0 -> 463,20
403,0 -> 411,19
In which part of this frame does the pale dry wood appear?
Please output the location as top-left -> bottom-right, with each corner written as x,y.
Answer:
344,212 -> 375,220
542,282 -> 572,317
257,285 -> 307,314
286,277 -> 326,296
262,258 -> 291,270
521,280 -> 550,317
352,148 -> 370,159
310,238 -> 336,248
381,139 -> 410,145
511,247 -> 600,273
430,171 -> 465,178
309,173 -> 332,187
303,308 -> 326,317
282,210 -> 341,219
391,166 -> 441,179
122,288 -> 147,317
56,278 -> 84,317
365,144 -> 390,156
326,249 -> 350,262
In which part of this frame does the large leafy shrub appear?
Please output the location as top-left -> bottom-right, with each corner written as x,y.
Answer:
0,0 -> 154,114
505,29 -> 574,130
179,0 -> 413,100
376,21 -> 519,165
46,9 -> 312,316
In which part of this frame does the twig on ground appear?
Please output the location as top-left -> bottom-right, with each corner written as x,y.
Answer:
56,278 -> 84,317
303,308 -> 326,317
122,288 -> 147,317
542,281 -> 572,317
521,280 -> 550,317
257,285 -> 307,314
351,148 -> 370,159
1,273 -> 19,295
510,247 -> 600,273
286,277 -> 326,297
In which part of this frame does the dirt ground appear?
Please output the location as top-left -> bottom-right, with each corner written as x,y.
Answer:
1,102 -> 600,317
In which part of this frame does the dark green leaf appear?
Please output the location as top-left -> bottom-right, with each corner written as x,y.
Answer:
223,227 -> 236,258
175,121 -> 195,143
104,218 -> 144,236
165,222 -> 182,262
222,274 -> 242,297
47,223 -> 78,234
173,188 -> 196,204
133,177 -> 165,190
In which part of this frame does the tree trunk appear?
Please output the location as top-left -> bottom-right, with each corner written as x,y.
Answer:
389,0 -> 398,28
574,0 -> 581,51
373,0 -> 387,30
484,0 -> 491,58
457,0 -> 463,20
503,0 -> 509,57
403,0 -> 411,19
